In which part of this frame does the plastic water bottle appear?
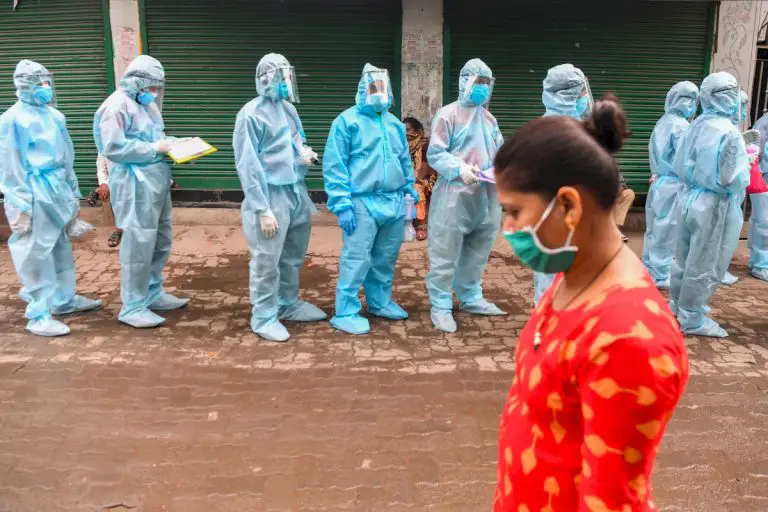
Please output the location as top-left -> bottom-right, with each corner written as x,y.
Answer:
404,195 -> 416,242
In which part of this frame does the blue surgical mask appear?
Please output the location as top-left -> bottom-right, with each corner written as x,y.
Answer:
469,84 -> 490,106
277,82 -> 290,100
502,198 -> 578,273
370,93 -> 389,113
137,90 -> 157,106
575,95 -> 591,119
33,85 -> 53,105
679,99 -> 696,120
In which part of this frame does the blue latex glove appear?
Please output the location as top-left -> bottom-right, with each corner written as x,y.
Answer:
338,208 -> 357,236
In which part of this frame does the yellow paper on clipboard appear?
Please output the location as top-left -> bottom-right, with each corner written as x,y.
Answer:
168,137 -> 218,164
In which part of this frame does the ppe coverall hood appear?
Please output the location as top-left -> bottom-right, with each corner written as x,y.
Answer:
355,63 -> 393,116
542,64 -> 587,118
255,53 -> 298,103
119,55 -> 165,100
14,59 -> 55,107
665,81 -> 699,118
700,72 -> 739,117
458,58 -> 494,108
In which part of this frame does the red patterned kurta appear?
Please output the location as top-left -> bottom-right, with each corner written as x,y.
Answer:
494,274 -> 688,512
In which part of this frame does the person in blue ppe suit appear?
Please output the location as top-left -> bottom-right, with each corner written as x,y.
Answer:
0,60 -> 102,337
750,109 -> 768,281
323,63 -> 417,335
643,81 -> 699,289
426,58 -> 506,333
533,64 -> 594,305
669,72 -> 750,338
718,90 -> 752,286
233,54 -> 326,342
94,55 -> 187,329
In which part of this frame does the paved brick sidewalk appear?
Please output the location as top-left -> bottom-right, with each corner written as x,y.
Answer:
0,222 -> 766,511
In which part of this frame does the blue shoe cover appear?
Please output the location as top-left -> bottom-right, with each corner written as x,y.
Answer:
27,317 -> 70,337
252,317 -> 290,342
752,267 -> 768,281
330,314 -> 370,335
431,309 -> 457,333
682,317 -> 728,338
722,272 -> 738,285
120,308 -> 165,328
279,300 -> 327,322
368,301 -> 408,320
149,293 -> 189,311
459,298 -> 505,316
52,295 -> 103,315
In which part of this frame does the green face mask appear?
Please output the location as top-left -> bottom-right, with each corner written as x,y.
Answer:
502,197 -> 578,273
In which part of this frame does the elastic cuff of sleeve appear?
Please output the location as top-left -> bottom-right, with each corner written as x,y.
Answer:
333,204 -> 353,216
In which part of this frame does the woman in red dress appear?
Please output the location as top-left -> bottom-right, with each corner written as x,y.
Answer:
492,95 -> 688,511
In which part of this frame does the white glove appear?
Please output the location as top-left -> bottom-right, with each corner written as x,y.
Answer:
459,163 -> 480,185
66,218 -> 95,239
153,139 -> 172,154
8,209 -> 32,235
300,145 -> 319,166
259,210 -> 279,239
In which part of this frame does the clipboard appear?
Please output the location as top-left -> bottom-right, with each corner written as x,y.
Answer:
168,137 -> 218,164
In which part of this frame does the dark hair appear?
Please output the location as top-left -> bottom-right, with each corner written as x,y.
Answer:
403,116 -> 424,132
494,94 -> 631,210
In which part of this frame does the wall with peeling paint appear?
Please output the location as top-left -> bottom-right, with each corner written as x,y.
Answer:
401,0 -> 443,131
109,0 -> 141,84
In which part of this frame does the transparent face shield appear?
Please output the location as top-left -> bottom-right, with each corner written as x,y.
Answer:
17,72 -> 56,107
462,75 -> 496,106
363,68 -> 392,108
680,96 -> 698,122
577,77 -> 594,119
739,91 -> 749,132
132,71 -> 166,110
260,65 -> 300,103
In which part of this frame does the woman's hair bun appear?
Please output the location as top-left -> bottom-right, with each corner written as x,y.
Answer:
583,93 -> 631,154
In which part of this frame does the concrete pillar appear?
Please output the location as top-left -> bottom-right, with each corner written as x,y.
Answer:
401,0 -> 443,131
710,0 -> 766,98
108,0 -> 142,84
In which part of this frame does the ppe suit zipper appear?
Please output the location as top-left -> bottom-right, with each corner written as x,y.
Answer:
379,114 -> 390,185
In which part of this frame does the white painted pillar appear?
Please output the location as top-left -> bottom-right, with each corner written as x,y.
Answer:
108,0 -> 141,84
401,0 -> 443,131
710,0 -> 766,98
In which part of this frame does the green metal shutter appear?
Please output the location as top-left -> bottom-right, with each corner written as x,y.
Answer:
0,0 -> 112,191
446,0 -> 714,193
144,0 -> 401,191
